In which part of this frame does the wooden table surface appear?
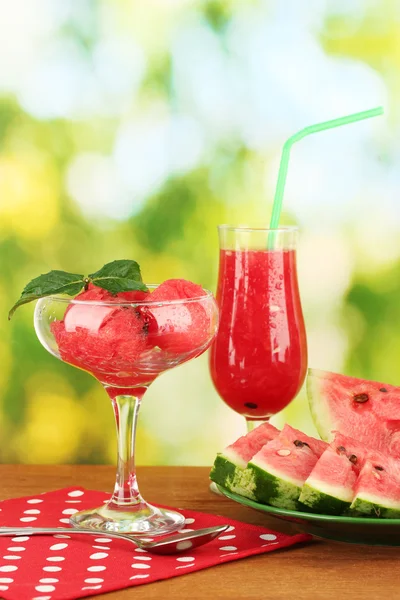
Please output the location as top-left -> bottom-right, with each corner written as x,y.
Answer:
0,465 -> 399,600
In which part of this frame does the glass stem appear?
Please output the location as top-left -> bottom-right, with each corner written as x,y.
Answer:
107,387 -> 148,506
246,418 -> 269,433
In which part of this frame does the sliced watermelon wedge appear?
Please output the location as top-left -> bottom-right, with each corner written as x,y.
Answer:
247,425 -> 328,510
307,369 -> 400,456
299,430 -> 393,515
209,422 -> 279,499
350,457 -> 400,518
299,433 -> 361,515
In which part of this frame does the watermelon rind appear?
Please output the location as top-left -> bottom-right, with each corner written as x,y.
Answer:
246,461 -> 303,510
350,493 -> 400,519
210,454 -> 257,500
299,483 -> 351,516
307,369 -> 336,442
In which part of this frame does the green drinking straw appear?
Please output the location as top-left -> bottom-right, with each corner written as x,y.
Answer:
269,106 -> 384,233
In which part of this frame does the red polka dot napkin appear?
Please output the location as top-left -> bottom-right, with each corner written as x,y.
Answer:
0,488 -> 310,599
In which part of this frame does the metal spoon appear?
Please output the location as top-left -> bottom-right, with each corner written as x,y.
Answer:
0,524 -> 229,555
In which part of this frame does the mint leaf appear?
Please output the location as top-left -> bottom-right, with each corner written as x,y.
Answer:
89,260 -> 148,295
89,260 -> 143,283
8,270 -> 85,319
91,278 -> 148,295
9,259 -> 149,319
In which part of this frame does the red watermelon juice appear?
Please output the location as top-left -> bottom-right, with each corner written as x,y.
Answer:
210,239 -> 307,420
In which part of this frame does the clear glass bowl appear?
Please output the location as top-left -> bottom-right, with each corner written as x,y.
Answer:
34,285 -> 219,535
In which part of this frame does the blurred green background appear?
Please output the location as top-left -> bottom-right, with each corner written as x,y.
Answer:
1,0 -> 399,466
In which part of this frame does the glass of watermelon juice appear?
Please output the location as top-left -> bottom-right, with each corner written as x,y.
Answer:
34,284 -> 218,535
209,226 -> 307,428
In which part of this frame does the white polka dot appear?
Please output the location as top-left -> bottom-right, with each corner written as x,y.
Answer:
130,574 -> 149,580
20,517 -> 37,522
49,543 -> 68,551
133,556 -> 152,561
59,519 -> 70,524
0,566 -> 18,572
176,556 -> 195,562
82,585 -> 102,590
0,578 -> 13,583
7,547 -> 26,552
260,533 -> 277,541
24,509 -> 41,515
219,535 -> 236,540
226,526 -> 235,532
94,538 -> 112,543
219,546 -> 237,551
131,564 -> 150,569
39,578 -> 59,583
68,490 -> 84,497
92,545 -> 110,550
184,518 -> 195,524
33,597 -> 51,600
0,586 -> 8,591
87,565 -> 107,572
46,557 -> 65,562
62,508 -> 79,515
84,578 -> 104,583
43,566 -> 62,572
3,556 -> 21,560
134,548 -> 147,553
35,586 -> 56,593
11,536 -> 29,542
176,541 -> 193,551
90,552 -> 108,560
27,499 -> 44,504
176,563 -> 195,569
65,500 -> 81,504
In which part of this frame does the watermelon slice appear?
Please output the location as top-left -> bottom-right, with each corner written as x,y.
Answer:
307,369 -> 400,457
299,431 -> 400,517
209,422 -> 280,499
246,425 -> 328,510
299,434 -> 361,515
350,456 -> 400,518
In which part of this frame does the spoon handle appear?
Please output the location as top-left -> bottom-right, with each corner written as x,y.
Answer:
0,526 -> 137,544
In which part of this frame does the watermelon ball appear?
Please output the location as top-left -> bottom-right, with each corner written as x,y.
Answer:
144,279 -> 209,354
51,284 -> 149,386
109,289 -> 150,303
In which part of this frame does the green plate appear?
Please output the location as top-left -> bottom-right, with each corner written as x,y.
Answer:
217,485 -> 400,546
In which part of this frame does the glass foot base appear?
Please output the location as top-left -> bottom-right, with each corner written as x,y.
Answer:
69,500 -> 185,536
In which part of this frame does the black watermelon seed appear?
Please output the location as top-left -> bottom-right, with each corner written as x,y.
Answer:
244,402 -> 258,409
374,465 -> 384,471
349,454 -> 358,464
353,393 -> 369,403
337,446 -> 346,455
379,388 -> 388,393
293,439 -> 310,448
